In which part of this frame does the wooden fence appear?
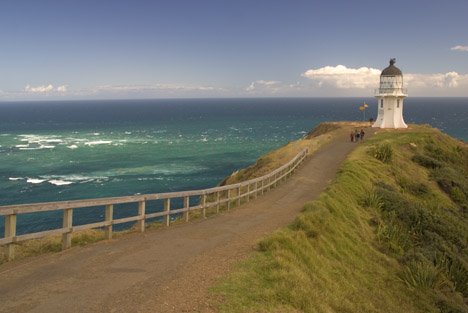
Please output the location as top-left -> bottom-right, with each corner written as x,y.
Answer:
0,148 -> 308,261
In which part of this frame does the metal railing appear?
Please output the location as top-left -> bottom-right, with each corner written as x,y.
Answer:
0,148 -> 309,261
374,88 -> 408,96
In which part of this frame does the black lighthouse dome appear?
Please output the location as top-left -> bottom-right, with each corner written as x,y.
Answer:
381,58 -> 402,76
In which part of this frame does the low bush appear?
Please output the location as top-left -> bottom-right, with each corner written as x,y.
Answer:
401,260 -> 446,290
411,154 -> 442,169
371,142 -> 393,163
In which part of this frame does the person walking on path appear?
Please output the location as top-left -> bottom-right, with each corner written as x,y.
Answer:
350,131 -> 354,142
360,129 -> 365,141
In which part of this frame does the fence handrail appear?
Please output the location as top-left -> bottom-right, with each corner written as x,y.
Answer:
0,148 -> 307,215
0,148 -> 309,261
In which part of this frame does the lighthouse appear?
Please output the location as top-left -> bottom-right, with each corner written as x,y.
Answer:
372,58 -> 408,128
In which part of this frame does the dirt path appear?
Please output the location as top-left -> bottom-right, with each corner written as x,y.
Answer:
0,128 -> 371,313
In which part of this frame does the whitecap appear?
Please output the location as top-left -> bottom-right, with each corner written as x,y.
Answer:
84,140 -> 112,146
15,144 -> 29,148
9,177 -> 23,181
48,180 -> 73,186
19,145 -> 55,150
93,132 -> 100,136
26,178 -> 46,184
43,139 -> 63,143
19,147 -> 42,150
67,145 -> 78,149
124,131 -> 132,135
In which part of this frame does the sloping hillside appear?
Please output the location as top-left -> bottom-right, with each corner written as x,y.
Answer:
215,125 -> 468,313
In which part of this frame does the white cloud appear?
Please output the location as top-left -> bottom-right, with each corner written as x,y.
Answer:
451,45 -> 468,52
244,80 -> 306,96
405,72 -> 468,89
303,65 -> 381,89
245,80 -> 281,92
302,65 -> 468,95
57,85 -> 67,92
94,83 -> 218,93
24,84 -> 68,94
25,84 -> 55,93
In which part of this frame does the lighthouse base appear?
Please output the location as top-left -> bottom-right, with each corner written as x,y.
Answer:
373,96 -> 408,129
372,119 -> 408,129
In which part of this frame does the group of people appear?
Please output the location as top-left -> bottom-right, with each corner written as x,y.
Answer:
350,129 -> 365,142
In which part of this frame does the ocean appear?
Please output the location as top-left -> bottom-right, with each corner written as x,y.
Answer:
0,97 -> 466,235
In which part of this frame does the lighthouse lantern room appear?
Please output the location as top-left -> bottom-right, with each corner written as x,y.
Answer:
372,58 -> 408,128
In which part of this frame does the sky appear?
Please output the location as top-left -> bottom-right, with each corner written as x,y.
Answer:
1,0 -> 467,100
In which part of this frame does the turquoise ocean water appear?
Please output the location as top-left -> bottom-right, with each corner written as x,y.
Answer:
0,98 -> 466,235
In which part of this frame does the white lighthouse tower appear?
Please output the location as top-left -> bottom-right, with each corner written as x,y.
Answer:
372,58 -> 408,128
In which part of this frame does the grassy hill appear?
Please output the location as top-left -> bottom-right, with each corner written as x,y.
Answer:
214,124 -> 468,313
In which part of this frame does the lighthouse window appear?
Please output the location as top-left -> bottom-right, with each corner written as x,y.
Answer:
397,100 -> 400,108
380,99 -> 383,108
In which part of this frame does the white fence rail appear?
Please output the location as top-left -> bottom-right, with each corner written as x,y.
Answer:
0,148 -> 308,261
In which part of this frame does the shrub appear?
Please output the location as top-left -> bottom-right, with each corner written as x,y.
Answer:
362,192 -> 383,210
398,177 -> 430,196
371,143 -> 393,163
411,154 -> 443,169
401,261 -> 446,290
431,168 -> 468,205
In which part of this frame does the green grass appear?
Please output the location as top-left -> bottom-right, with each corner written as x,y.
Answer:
213,125 -> 468,313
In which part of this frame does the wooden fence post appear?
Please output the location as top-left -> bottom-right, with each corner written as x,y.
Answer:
62,208 -> 73,250
246,183 -> 250,202
237,186 -> 241,207
105,204 -> 113,240
202,193 -> 207,218
216,191 -> 220,213
164,198 -> 171,226
184,196 -> 190,222
254,181 -> 258,199
5,214 -> 17,261
138,201 -> 145,232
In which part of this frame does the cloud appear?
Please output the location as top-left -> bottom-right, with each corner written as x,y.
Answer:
245,80 -> 281,92
94,83 -> 218,93
302,65 -> 468,94
244,80 -> 305,95
57,85 -> 67,92
451,45 -> 468,52
25,84 -> 54,93
303,65 -> 381,89
24,84 -> 68,94
405,72 -> 468,89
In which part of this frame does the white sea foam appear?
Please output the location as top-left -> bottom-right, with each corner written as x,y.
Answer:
84,140 -> 112,146
43,139 -> 63,143
93,132 -> 100,136
48,180 -> 73,186
67,145 -> 78,149
27,178 -> 46,184
19,145 -> 55,150
125,131 -> 132,135
15,144 -> 29,148
9,177 -> 23,181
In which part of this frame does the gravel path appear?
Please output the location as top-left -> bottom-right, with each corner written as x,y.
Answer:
0,128 -> 369,313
